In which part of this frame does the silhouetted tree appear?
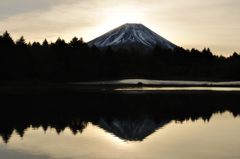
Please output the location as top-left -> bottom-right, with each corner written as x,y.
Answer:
16,36 -> 27,47
202,48 -> 213,58
0,31 -> 15,48
42,39 -> 49,48
69,37 -> 84,49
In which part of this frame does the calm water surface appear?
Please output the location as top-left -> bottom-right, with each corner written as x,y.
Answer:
1,86 -> 240,159
0,112 -> 240,159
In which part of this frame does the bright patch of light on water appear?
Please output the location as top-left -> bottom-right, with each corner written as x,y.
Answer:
115,87 -> 240,92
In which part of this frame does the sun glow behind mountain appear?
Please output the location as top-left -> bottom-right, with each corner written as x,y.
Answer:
104,6 -> 144,25
88,6 -> 147,41
0,0 -> 240,56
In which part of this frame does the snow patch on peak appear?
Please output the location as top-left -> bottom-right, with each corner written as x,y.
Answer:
88,23 -> 177,52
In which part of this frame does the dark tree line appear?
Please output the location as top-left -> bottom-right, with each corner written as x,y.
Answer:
1,31 -> 240,82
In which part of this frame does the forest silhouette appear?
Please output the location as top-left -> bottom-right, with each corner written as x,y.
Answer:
1,31 -> 240,82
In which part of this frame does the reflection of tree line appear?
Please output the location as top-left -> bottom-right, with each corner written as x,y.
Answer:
1,31 -> 240,81
0,92 -> 240,143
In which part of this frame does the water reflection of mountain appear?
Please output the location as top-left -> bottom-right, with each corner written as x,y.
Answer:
97,118 -> 170,141
0,91 -> 240,143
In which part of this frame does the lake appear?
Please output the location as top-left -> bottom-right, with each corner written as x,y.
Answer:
1,112 -> 240,159
0,83 -> 240,159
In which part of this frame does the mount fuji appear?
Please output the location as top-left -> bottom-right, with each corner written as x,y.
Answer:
88,23 -> 177,52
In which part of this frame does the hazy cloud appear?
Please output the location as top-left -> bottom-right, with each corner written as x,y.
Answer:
0,0 -> 240,55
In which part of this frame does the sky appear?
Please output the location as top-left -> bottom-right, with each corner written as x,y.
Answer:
0,0 -> 240,56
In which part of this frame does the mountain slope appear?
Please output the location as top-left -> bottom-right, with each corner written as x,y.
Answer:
88,23 -> 177,52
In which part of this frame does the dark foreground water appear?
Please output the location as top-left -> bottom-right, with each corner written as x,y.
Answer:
0,89 -> 240,159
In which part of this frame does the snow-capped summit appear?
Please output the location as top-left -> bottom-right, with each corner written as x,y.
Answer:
88,23 -> 177,52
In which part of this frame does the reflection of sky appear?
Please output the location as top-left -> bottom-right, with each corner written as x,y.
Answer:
1,112 -> 240,159
116,87 -> 240,91
79,79 -> 240,85
0,0 -> 240,56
